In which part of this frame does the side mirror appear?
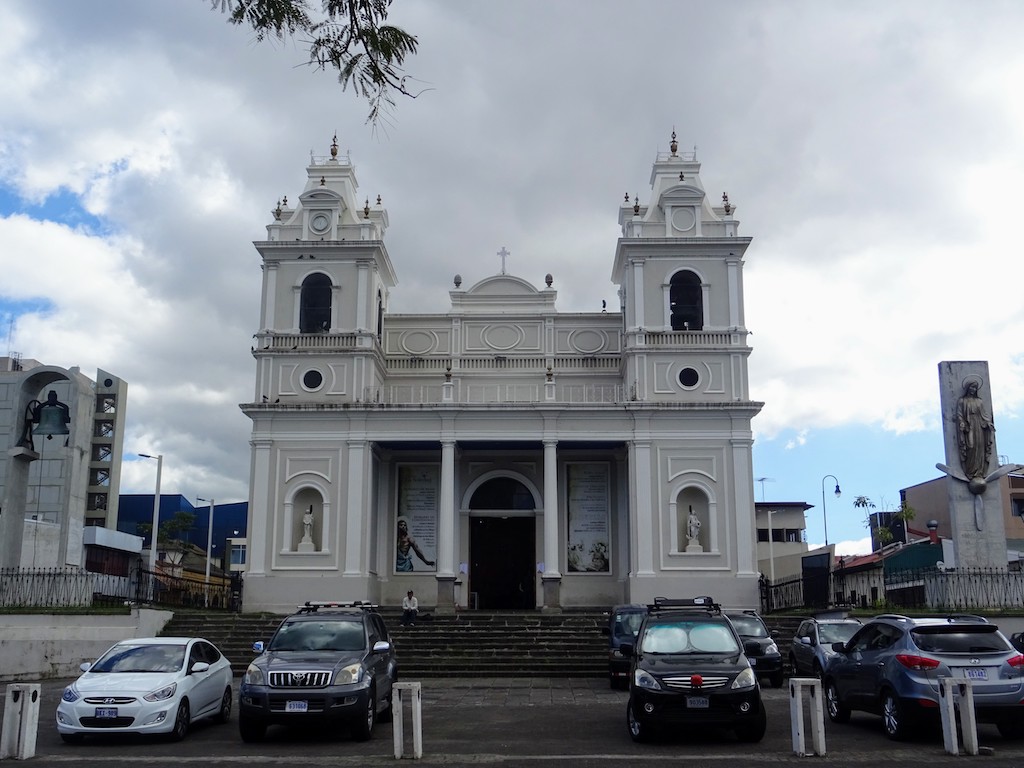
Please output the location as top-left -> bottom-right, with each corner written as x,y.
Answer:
189,661 -> 210,675
831,641 -> 848,653
744,640 -> 761,656
799,636 -> 812,647
79,662 -> 92,673
619,643 -> 634,658
252,641 -> 265,653
372,640 -> 391,654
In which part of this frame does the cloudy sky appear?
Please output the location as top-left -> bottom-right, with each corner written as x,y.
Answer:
2,1 -> 1023,555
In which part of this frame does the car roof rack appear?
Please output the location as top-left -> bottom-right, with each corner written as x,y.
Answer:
648,596 -> 720,614
297,600 -> 378,613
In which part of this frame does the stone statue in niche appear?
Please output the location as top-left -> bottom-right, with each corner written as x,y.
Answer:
685,505 -> 703,553
298,505 -> 316,552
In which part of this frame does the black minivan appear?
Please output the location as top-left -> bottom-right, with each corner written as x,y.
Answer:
621,596 -> 766,743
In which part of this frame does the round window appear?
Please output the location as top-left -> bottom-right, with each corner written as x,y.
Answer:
303,369 -> 324,390
678,367 -> 699,388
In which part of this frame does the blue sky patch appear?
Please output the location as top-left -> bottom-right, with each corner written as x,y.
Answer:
0,183 -> 106,234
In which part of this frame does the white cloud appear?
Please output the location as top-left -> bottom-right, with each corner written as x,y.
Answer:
2,0 -> 1023,511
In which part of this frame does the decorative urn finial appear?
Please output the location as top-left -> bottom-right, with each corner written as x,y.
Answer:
330,134 -> 338,158
670,130 -> 678,156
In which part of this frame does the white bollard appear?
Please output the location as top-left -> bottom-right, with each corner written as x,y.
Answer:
0,684 -> 41,760
788,677 -> 826,757
938,677 -> 978,756
392,681 -> 423,759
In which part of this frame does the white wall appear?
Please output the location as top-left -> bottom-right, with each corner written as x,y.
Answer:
0,608 -> 172,682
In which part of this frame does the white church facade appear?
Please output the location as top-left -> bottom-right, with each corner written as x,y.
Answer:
241,133 -> 763,613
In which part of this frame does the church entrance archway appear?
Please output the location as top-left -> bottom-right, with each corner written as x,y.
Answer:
468,477 -> 536,610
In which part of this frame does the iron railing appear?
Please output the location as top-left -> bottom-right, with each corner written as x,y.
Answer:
760,565 -> 1024,614
0,566 -> 240,612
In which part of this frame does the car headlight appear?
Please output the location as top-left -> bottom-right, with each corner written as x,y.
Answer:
633,669 -> 662,690
765,641 -> 779,655
731,667 -> 757,689
335,662 -> 364,685
243,663 -> 265,685
61,685 -> 80,703
144,683 -> 177,702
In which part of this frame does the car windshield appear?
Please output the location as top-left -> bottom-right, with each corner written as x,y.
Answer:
729,615 -> 767,638
270,618 -> 366,652
819,623 -> 860,644
614,611 -> 644,637
91,643 -> 186,673
641,620 -> 740,654
911,626 -> 1012,654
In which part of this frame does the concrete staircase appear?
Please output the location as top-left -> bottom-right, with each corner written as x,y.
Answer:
159,608 -> 610,678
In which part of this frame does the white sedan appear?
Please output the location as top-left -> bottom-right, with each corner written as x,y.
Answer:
56,636 -> 233,742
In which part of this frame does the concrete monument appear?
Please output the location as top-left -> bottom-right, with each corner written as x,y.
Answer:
936,361 -> 1022,569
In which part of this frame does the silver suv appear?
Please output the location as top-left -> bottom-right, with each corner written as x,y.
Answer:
790,617 -> 861,679
823,613 -> 1024,741
238,601 -> 398,742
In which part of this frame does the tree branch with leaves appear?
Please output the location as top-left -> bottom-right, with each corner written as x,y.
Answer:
210,0 -> 421,128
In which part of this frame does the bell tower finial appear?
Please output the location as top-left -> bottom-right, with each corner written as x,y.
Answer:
330,134 -> 339,159
670,129 -> 678,157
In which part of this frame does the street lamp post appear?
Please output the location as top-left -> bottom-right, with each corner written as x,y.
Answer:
198,497 -> 215,606
821,474 -> 841,547
765,509 -> 777,583
139,454 -> 163,571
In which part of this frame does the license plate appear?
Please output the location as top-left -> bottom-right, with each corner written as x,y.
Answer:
686,696 -> 710,709
95,707 -> 118,718
285,700 -> 308,713
965,668 -> 988,680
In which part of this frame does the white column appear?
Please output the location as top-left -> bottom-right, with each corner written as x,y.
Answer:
291,285 -> 301,332
247,440 -> 272,575
732,438 -> 758,576
630,260 -> 645,330
263,263 -> 278,330
631,440 -> 655,576
543,439 -> 560,577
344,440 -> 368,576
438,439 -> 456,578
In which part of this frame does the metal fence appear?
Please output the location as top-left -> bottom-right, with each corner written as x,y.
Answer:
0,566 -> 240,612
760,565 -> 1024,614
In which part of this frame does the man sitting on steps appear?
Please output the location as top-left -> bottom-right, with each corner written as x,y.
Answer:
402,590 -> 418,626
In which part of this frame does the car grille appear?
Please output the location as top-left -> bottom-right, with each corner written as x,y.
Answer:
83,697 -> 136,705
661,675 -> 730,690
269,671 -> 332,688
79,716 -> 135,727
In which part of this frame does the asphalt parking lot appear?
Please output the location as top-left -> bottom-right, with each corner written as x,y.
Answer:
5,676 -> 1024,767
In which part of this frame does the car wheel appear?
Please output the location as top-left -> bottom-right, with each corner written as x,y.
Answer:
351,686 -> 376,741
238,715 -> 266,743
627,702 -> 649,743
997,718 -> 1024,740
881,690 -> 912,741
169,699 -> 190,742
769,671 -> 784,688
735,704 -> 767,743
824,679 -> 850,723
59,733 -> 84,744
214,686 -> 232,724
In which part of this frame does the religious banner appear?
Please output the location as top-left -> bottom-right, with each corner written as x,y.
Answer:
566,462 -> 610,573
396,465 -> 438,573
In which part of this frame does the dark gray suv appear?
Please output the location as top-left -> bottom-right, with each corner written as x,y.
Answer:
823,613 -> 1024,741
238,601 -> 398,742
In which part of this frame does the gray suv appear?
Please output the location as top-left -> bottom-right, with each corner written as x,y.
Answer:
238,601 -> 398,742
790,617 -> 861,679
823,613 -> 1024,741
